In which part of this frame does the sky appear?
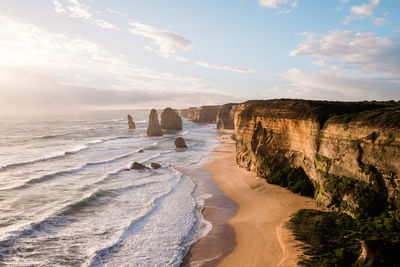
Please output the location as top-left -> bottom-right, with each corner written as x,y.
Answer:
0,0 -> 399,111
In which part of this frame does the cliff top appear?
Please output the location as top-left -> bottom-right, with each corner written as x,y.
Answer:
239,99 -> 400,128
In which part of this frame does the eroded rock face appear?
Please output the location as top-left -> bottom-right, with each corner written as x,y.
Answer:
183,105 -> 221,123
147,109 -> 163,136
128,114 -> 136,129
216,103 -> 246,130
234,99 -> 400,215
161,108 -> 182,130
175,137 -> 188,148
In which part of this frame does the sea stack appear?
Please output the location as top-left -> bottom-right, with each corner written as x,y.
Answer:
147,109 -> 163,136
127,114 -> 136,129
161,107 -> 182,130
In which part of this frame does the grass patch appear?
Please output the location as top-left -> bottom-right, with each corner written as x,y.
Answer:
266,167 -> 314,197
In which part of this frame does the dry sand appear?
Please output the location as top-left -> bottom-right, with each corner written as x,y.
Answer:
198,133 -> 321,267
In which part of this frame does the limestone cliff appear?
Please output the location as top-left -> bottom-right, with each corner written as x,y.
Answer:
234,99 -> 400,215
216,103 -> 245,130
161,107 -> 182,130
181,105 -> 221,123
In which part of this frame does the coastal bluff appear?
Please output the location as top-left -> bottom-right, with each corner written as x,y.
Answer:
181,99 -> 400,214
179,105 -> 221,123
221,99 -> 400,216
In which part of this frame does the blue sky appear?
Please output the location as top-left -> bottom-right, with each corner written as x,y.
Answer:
0,0 -> 399,110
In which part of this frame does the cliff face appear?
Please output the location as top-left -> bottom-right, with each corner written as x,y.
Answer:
234,99 -> 400,215
216,103 -> 246,130
181,105 -> 221,123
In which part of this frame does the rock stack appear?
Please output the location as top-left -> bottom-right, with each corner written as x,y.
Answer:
127,114 -> 136,129
147,109 -> 163,136
161,107 -> 182,130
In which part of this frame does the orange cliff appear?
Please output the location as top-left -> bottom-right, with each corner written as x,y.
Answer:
216,99 -> 400,215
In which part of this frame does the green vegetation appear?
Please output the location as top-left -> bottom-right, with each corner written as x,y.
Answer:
324,173 -> 386,217
266,167 -> 314,197
289,209 -> 361,266
288,209 -> 400,267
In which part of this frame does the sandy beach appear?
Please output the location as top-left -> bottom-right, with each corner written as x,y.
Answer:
190,132 -> 321,267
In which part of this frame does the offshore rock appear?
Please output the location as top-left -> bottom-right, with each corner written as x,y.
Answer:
127,114 -> 136,129
161,107 -> 182,130
175,137 -> 188,148
147,109 -> 163,136
131,162 -> 149,170
151,162 -> 161,169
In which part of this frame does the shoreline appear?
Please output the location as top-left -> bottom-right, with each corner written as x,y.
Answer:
181,132 -> 238,266
184,131 -> 321,267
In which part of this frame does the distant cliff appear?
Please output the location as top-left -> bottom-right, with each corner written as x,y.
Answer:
180,105 -> 221,123
216,103 -> 244,130
231,99 -> 400,215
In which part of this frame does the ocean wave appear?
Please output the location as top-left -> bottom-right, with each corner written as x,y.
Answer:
3,151 -> 141,190
88,173 -> 184,266
0,145 -> 89,171
0,176 -> 176,260
0,137 -> 135,172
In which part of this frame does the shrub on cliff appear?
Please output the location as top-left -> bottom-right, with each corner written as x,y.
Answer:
288,209 -> 400,266
266,167 -> 314,197
288,209 -> 360,266
324,174 -> 387,217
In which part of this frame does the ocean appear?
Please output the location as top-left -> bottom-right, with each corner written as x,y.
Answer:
0,110 -> 220,266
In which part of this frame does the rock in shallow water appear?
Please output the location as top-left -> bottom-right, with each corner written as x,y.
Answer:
151,162 -> 161,169
131,162 -> 149,170
175,137 -> 188,148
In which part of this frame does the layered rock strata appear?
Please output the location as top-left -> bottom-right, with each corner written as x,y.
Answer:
233,99 -> 400,215
181,105 -> 221,123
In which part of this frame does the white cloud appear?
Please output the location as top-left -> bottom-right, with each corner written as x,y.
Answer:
269,68 -> 400,100
373,17 -> 386,27
66,2 -> 91,20
258,0 -> 298,10
128,22 -> 192,61
52,0 -> 119,31
0,16 -> 203,97
0,67 -> 238,111
53,0 -> 66,14
343,0 -> 380,23
106,8 -> 127,17
290,30 -> 400,78
196,61 -> 254,73
93,19 -> 120,30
